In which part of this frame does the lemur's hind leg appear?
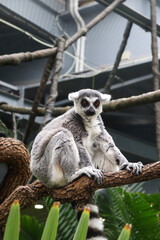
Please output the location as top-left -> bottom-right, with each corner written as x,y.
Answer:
46,129 -> 103,186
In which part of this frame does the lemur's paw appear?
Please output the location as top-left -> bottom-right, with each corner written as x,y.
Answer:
82,167 -> 103,184
120,162 -> 143,175
92,168 -> 104,184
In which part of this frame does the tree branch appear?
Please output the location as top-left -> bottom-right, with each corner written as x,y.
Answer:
0,0 -> 125,66
1,89 -> 160,116
42,36 -> 66,126
103,89 -> 160,111
150,0 -> 160,160
0,161 -> 159,227
0,137 -> 31,204
0,103 -> 71,117
23,55 -> 55,144
11,113 -> 17,139
104,21 -> 133,93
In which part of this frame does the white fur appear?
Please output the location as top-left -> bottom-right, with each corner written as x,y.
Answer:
100,93 -> 111,103
49,164 -> 67,186
86,204 -> 99,213
30,89 -> 142,240
31,89 -> 141,240
83,117 -> 101,158
68,91 -> 79,101
88,218 -> 104,231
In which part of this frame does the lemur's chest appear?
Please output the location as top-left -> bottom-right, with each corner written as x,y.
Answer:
82,119 -> 101,157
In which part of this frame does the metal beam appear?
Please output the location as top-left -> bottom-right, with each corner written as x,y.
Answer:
97,0 -> 160,37
111,74 -> 153,90
0,3 -> 56,41
0,80 -> 19,91
0,90 -> 43,122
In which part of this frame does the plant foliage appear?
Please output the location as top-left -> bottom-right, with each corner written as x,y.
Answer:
94,186 -> 160,240
4,200 -> 20,240
5,201 -> 90,240
20,215 -> 44,240
5,184 -> 159,240
44,197 -> 77,240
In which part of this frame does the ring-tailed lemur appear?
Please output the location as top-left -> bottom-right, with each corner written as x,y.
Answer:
30,89 -> 143,240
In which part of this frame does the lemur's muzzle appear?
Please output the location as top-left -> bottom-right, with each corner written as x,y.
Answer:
85,107 -> 96,116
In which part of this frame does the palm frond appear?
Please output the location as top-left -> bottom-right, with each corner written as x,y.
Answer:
94,187 -> 160,240
20,215 -> 44,240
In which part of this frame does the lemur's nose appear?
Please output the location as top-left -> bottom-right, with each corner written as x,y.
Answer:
85,106 -> 96,116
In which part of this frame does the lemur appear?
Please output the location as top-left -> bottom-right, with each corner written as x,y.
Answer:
30,89 -> 143,240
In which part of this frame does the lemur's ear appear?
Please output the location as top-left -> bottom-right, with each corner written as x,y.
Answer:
68,91 -> 79,101
100,93 -> 111,103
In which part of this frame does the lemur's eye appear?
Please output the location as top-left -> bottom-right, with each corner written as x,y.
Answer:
81,99 -> 89,107
94,99 -> 100,108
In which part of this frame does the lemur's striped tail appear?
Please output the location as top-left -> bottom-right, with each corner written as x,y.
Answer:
77,204 -> 108,240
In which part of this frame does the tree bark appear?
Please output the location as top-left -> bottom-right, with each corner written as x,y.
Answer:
103,89 -> 160,111
1,89 -> 160,117
42,36 -> 66,126
0,162 -> 159,227
0,0 -> 125,66
23,55 -> 55,144
0,137 -> 31,204
104,21 -> 133,93
12,113 -> 17,139
150,0 -> 160,160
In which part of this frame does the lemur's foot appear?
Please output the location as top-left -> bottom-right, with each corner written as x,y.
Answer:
68,166 -> 103,184
81,166 -> 104,184
120,162 -> 143,175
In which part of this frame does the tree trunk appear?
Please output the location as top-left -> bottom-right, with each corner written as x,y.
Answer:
150,0 -> 160,160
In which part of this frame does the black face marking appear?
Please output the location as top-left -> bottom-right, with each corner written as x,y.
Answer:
85,107 -> 96,116
94,99 -> 100,108
81,98 -> 89,108
116,159 -> 120,165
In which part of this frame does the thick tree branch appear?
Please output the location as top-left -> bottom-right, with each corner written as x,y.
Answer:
103,89 -> 160,111
1,89 -> 160,116
23,55 -> 55,144
0,103 -> 71,117
0,0 -> 125,66
104,21 -> 133,93
0,137 -> 31,204
0,161 -> 159,227
43,36 -> 66,126
150,0 -> 160,160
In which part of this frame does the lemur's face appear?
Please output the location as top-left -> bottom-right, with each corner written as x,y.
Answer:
68,89 -> 111,119
79,96 -> 102,118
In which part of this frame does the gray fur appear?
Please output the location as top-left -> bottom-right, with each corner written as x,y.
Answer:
30,89 -> 143,187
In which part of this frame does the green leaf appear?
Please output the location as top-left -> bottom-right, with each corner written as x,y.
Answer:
20,215 -> 44,240
4,200 -> 20,240
73,207 -> 90,240
41,202 -> 60,240
44,197 -> 77,240
94,187 -> 160,240
118,223 -> 131,240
